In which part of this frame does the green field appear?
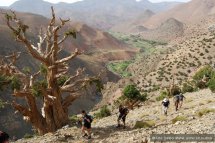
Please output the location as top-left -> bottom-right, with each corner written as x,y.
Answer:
107,61 -> 133,77
107,32 -> 168,77
109,32 -> 167,54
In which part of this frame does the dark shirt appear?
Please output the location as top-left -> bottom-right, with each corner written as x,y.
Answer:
162,100 -> 170,107
119,107 -> 128,115
179,94 -> 185,101
82,114 -> 91,125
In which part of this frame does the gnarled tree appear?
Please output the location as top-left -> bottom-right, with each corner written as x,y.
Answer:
0,8 -> 101,135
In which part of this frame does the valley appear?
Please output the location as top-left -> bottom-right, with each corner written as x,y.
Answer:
0,0 -> 215,142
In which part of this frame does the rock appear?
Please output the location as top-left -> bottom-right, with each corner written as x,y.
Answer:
62,125 -> 69,129
174,121 -> 181,125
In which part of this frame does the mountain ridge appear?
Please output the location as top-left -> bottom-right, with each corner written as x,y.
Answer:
8,0 -> 182,30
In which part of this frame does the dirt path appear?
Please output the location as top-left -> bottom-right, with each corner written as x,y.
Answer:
15,89 -> 215,143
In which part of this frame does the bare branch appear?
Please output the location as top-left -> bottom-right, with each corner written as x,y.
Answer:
5,12 -> 47,64
62,94 -> 81,108
12,101 -> 31,117
13,90 -> 31,98
62,68 -> 85,86
57,35 -> 68,45
50,6 -> 56,26
55,49 -> 82,64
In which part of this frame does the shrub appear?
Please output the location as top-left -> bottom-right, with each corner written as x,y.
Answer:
197,108 -> 215,117
69,115 -> 79,124
171,86 -> 181,96
193,65 -> 213,81
24,133 -> 34,139
123,84 -> 140,99
195,81 -> 207,89
122,85 -> 147,109
172,116 -> 187,124
156,90 -> 168,101
134,120 -> 155,129
123,84 -> 147,102
207,77 -> 215,92
94,105 -> 111,119
182,82 -> 195,93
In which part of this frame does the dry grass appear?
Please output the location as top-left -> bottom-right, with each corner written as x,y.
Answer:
172,116 -> 187,124
196,108 -> 215,117
134,120 -> 156,129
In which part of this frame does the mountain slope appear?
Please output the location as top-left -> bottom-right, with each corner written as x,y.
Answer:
15,89 -> 215,142
140,18 -> 184,42
144,0 -> 215,28
9,0 -> 182,30
111,9 -> 154,33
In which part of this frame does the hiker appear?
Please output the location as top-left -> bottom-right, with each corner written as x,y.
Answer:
81,110 -> 93,139
174,94 -> 180,111
0,131 -> 9,143
162,98 -> 170,115
179,93 -> 185,108
117,105 -> 129,129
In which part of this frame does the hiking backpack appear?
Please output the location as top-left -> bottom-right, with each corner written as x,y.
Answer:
87,114 -> 94,123
174,95 -> 180,102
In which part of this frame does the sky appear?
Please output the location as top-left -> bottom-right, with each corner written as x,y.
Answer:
0,0 -> 191,6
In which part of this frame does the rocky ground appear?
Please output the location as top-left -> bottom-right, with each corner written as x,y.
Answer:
14,89 -> 215,143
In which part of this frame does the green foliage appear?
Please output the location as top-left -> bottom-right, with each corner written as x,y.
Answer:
0,75 -> 21,91
193,65 -> 215,92
138,93 -> 148,102
109,32 -> 167,54
197,108 -> 215,117
23,67 -> 31,74
31,80 -> 48,97
5,14 -> 12,21
65,29 -> 76,38
0,75 -> 9,91
193,65 -> 213,81
87,78 -> 104,93
207,78 -> 215,92
94,105 -> 111,119
10,76 -> 21,90
134,120 -> 155,129
107,61 -> 132,77
123,84 -> 147,102
69,115 -> 79,124
40,64 -> 48,75
123,84 -> 140,99
172,116 -> 187,124
57,76 -> 69,86
182,82 -> 195,93
156,90 -> 168,101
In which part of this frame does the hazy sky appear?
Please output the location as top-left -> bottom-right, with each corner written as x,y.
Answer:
0,0 -> 191,6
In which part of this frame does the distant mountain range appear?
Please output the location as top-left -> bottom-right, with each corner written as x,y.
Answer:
144,0 -> 215,28
8,0 -> 182,30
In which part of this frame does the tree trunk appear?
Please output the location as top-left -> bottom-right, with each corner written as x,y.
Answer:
38,67 -> 69,134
